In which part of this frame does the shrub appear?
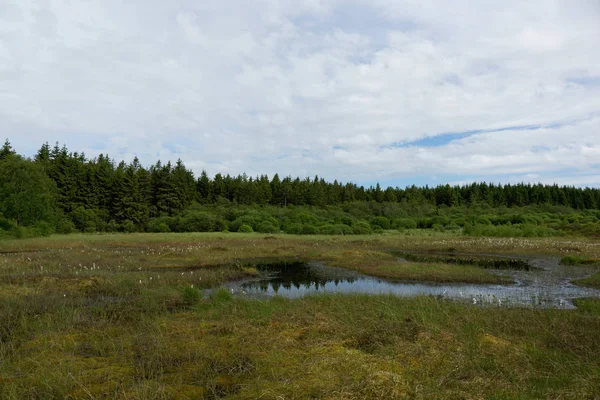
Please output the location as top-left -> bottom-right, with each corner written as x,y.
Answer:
257,221 -> 278,233
10,226 -> 26,239
444,223 -> 462,231
0,215 -> 14,231
392,218 -> 418,230
156,223 -> 171,233
106,220 -> 120,232
417,218 -> 434,229
319,224 -> 353,235
182,286 -> 202,306
339,216 -> 355,226
352,221 -> 373,235
179,212 -> 217,232
230,216 -> 256,232
432,223 -> 444,232
120,220 -> 136,233
430,216 -> 450,227
238,224 -> 253,233
300,224 -> 318,235
286,211 -> 320,226
147,218 -> 172,233
476,216 -> 492,225
215,219 -> 229,232
71,206 -> 99,232
34,221 -> 55,237
229,212 -> 277,232
284,222 -> 303,234
371,216 -> 390,230
211,287 -> 233,302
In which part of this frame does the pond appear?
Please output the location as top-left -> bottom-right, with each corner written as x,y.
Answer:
224,256 -> 600,309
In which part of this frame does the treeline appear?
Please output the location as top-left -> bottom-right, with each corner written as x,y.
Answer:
1,139 -> 600,237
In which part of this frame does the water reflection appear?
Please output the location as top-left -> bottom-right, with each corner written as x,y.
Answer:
229,260 -> 600,309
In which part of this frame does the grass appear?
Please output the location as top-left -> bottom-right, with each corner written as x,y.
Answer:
573,272 -> 600,289
394,251 -> 532,270
560,255 -> 600,290
2,232 -> 600,398
368,262 -> 511,284
2,294 -> 600,398
561,255 -> 600,266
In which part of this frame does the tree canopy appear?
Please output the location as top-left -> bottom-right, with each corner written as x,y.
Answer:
0,154 -> 56,226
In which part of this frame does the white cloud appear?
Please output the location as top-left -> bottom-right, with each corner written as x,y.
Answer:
1,0 -> 599,186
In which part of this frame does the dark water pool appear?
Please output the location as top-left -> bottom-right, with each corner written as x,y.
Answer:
225,257 -> 600,309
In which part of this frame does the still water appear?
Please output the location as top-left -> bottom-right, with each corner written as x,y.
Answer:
226,257 -> 600,309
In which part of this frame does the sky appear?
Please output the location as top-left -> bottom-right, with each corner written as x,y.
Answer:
1,0 -> 599,188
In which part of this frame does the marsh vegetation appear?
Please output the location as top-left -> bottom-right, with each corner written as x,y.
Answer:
1,233 -> 600,398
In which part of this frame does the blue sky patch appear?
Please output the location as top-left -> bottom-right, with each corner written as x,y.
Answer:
567,76 -> 600,86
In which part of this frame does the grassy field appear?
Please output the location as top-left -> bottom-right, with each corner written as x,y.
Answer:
2,232 -> 600,399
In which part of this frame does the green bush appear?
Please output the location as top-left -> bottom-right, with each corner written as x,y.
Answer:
352,221 -> 373,235
300,224 -> 318,235
0,215 -> 13,231
257,221 -> 279,233
182,286 -> 202,306
444,223 -> 462,231
229,212 -> 278,232
215,219 -> 229,232
147,218 -> 172,233
284,222 -> 303,234
392,218 -> 418,230
339,216 -> 355,226
371,216 -> 391,230
34,221 -> 55,237
71,206 -> 99,232
430,216 -> 450,227
179,212 -> 217,232
238,224 -> 253,233
230,215 -> 258,232
106,220 -> 120,232
475,216 -> 492,225
286,211 -> 320,226
7,225 -> 50,239
10,226 -> 26,239
211,287 -> 233,302
319,224 -> 353,235
120,220 -> 136,233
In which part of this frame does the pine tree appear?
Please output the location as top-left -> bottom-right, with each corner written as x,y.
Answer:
0,139 -> 16,161
196,170 -> 211,202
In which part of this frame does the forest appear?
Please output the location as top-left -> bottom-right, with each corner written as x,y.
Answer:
1,139 -> 600,238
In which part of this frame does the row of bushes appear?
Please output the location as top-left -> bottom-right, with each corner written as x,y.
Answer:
144,211 -> 379,235
463,223 -> 559,238
3,203 -> 600,238
0,216 -> 56,239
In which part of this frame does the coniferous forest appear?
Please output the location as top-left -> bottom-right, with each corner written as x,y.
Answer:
1,139 -> 600,238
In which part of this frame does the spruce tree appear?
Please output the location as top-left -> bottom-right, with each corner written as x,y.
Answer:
0,139 -> 16,161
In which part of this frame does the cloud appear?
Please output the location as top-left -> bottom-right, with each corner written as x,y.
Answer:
1,0 -> 599,187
